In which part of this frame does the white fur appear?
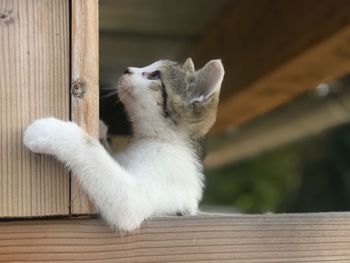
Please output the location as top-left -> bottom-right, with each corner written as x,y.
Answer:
118,61 -> 176,139
24,117 -> 202,232
23,61 -> 208,232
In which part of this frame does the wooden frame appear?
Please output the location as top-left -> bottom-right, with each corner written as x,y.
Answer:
70,0 -> 98,215
1,213 -> 350,262
0,0 -> 98,217
0,0 -> 70,217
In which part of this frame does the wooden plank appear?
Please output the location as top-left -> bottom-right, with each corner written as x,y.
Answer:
0,213 -> 350,262
70,0 -> 99,215
100,33 -> 195,85
191,0 -> 350,135
99,0 -> 231,36
205,81 -> 350,169
0,0 -> 70,216
212,26 -> 350,134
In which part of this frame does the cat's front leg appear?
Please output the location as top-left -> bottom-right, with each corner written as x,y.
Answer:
24,118 -> 149,232
24,117 -> 84,157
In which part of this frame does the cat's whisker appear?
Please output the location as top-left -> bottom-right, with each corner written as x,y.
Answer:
100,91 -> 118,99
109,89 -> 131,106
100,86 -> 118,91
117,88 -> 130,93
101,85 -> 131,99
117,87 -> 131,96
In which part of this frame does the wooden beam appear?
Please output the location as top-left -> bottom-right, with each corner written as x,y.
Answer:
70,0 -> 99,215
0,0 -> 70,216
205,84 -> 350,169
1,213 -> 350,262
99,0 -> 231,36
191,0 -> 350,135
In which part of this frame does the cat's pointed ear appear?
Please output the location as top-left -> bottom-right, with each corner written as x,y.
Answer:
191,59 -> 224,103
183,58 -> 195,73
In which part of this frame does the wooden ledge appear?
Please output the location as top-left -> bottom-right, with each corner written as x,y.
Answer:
1,213 -> 350,262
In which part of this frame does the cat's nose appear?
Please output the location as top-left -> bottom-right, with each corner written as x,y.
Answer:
124,68 -> 132,74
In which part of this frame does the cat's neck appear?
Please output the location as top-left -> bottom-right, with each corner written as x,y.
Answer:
132,131 -> 188,146
132,122 -> 186,142
129,131 -> 205,163
129,119 -> 204,162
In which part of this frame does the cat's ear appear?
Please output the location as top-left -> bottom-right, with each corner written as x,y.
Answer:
183,58 -> 195,73
191,59 -> 224,103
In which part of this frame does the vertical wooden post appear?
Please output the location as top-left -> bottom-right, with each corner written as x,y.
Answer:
70,0 -> 99,214
0,0 -> 70,217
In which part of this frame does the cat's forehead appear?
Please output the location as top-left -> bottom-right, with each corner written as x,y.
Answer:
135,60 -> 180,72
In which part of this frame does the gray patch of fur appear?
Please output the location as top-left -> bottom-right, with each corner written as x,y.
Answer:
156,60 -> 220,141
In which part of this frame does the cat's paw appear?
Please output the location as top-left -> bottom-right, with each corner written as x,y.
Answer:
23,117 -> 69,155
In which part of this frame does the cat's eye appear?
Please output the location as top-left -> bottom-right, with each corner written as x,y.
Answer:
146,70 -> 161,80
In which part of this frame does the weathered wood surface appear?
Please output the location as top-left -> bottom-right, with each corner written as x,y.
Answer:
98,0 -> 231,84
0,0 -> 70,216
0,213 -> 350,262
191,0 -> 350,135
205,79 -> 350,169
70,0 -> 99,215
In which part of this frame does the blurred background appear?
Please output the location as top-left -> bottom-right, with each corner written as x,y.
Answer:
99,0 -> 350,214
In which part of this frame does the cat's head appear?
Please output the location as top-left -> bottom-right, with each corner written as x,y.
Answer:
117,58 -> 224,140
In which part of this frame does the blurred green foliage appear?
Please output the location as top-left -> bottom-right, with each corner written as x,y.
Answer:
202,123 -> 350,213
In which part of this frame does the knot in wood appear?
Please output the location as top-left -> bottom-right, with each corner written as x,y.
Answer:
71,80 -> 86,98
0,10 -> 13,24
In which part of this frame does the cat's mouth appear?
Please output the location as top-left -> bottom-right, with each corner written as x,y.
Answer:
117,75 -> 134,101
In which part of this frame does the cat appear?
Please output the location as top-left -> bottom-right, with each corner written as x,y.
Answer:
23,58 -> 224,232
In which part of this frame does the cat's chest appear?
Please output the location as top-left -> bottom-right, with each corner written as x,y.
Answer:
114,141 -> 200,178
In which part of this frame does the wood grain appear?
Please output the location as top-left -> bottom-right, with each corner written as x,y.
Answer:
205,81 -> 350,169
211,26 -> 350,135
99,0 -> 231,36
70,0 -> 99,215
0,213 -> 350,262
190,0 -> 350,135
0,0 -> 70,216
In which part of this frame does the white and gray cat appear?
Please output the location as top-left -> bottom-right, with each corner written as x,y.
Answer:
24,58 -> 224,231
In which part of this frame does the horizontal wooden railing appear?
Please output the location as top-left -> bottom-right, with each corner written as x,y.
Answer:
1,212 -> 350,262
